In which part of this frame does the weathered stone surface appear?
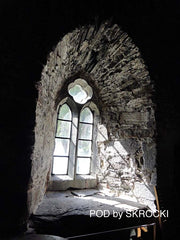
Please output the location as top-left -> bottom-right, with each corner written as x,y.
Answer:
142,139 -> 156,171
133,182 -> 156,211
133,183 -> 155,200
34,190 -> 146,217
120,112 -> 149,125
28,21 -> 156,215
48,175 -> 97,191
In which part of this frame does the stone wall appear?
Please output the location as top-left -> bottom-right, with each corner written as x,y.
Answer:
28,21 -> 156,214
97,125 -> 156,210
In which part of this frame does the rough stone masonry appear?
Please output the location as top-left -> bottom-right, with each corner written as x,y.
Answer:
28,21 -> 157,215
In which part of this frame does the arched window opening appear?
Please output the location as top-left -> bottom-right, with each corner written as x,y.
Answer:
29,22 -> 157,216
52,79 -> 98,183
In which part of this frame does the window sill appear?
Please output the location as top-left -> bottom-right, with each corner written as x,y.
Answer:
48,174 -> 97,191
51,175 -> 73,181
76,174 -> 96,180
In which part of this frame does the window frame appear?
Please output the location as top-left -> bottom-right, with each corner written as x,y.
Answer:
52,98 -> 78,178
52,97 -> 98,180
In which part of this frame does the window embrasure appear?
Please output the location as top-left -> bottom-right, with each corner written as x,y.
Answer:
52,78 -> 99,185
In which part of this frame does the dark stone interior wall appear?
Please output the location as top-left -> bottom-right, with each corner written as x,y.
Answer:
0,0 -> 179,238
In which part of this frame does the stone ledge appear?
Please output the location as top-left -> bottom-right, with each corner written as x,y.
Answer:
48,175 -> 97,191
34,189 -> 146,217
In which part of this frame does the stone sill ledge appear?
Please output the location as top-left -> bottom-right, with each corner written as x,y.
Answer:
48,174 -> 97,191
35,189 -> 147,217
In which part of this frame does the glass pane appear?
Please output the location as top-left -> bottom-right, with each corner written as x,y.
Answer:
79,123 -> 92,140
80,108 -> 93,123
52,157 -> 68,174
69,84 -> 88,104
58,104 -> 72,120
76,158 -> 90,174
77,140 -> 92,157
56,120 -> 71,138
53,138 -> 70,156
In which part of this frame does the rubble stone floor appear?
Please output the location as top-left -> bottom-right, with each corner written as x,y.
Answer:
34,189 -> 146,218
20,189 -> 154,240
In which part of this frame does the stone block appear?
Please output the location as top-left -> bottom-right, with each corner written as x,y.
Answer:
97,124 -> 108,141
142,140 -> 156,171
133,182 -> 155,201
120,112 -> 149,125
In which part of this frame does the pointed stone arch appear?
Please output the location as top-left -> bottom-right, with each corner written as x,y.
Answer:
28,21 -> 156,214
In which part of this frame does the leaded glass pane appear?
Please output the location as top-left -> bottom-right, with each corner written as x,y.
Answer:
79,123 -> 92,140
80,108 -> 93,123
52,157 -> 68,174
56,120 -> 71,138
76,158 -> 90,174
77,140 -> 91,157
53,138 -> 70,156
58,104 -> 72,120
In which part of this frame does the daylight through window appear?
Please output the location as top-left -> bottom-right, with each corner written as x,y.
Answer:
53,104 -> 72,174
52,79 -> 97,177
